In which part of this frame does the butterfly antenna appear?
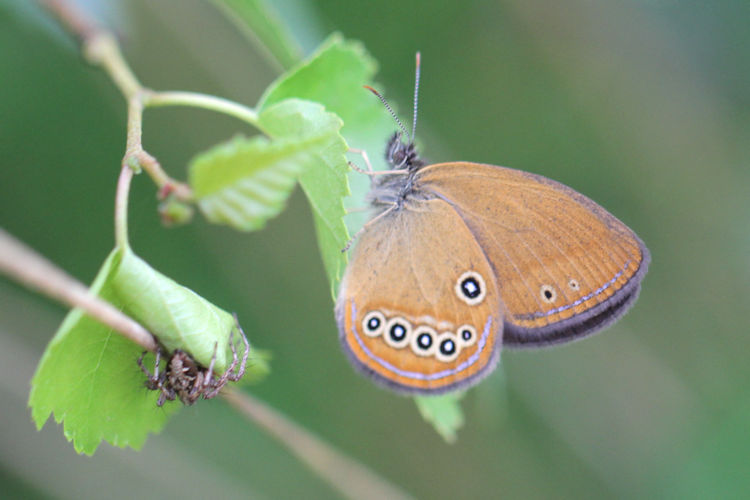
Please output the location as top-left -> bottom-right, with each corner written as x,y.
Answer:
364,85 -> 410,143
411,52 -> 421,143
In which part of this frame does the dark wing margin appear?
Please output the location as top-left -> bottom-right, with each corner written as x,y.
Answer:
503,243 -> 649,348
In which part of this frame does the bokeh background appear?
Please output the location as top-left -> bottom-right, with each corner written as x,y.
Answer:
2,0 -> 749,498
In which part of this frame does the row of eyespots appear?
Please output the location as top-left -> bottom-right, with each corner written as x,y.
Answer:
361,311 -> 477,363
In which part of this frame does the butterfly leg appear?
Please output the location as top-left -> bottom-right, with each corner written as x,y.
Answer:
348,148 -> 408,177
348,147 -> 374,173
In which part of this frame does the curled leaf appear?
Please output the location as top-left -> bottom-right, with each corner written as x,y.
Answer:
29,247 -> 263,454
111,248 -> 239,373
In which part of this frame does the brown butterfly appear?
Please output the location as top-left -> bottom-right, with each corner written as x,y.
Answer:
336,54 -> 649,394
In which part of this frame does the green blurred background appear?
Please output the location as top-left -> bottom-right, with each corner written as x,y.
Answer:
1,0 -> 749,498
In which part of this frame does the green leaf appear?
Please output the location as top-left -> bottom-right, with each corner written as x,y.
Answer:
29,247 -> 263,454
258,34 -> 393,173
189,134 -> 304,231
415,393 -> 465,443
259,33 -> 396,219
213,0 -> 302,71
29,249 -> 178,455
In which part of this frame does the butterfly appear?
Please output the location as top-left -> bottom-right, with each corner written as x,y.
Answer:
335,54 -> 650,394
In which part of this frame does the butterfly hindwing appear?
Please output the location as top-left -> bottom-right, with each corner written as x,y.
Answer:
336,198 -> 502,394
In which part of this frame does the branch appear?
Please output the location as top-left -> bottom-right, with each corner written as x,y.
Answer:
0,228 -> 157,352
43,0 -> 260,202
42,0 -> 188,199
43,0 -> 140,98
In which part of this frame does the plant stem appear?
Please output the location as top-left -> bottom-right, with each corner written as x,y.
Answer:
222,388 -> 413,500
114,94 -> 149,248
114,163 -> 133,249
85,32 -> 141,99
0,229 -> 157,352
145,91 -> 259,126
43,0 -> 263,201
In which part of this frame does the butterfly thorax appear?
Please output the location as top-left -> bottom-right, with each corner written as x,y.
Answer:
367,132 -> 430,211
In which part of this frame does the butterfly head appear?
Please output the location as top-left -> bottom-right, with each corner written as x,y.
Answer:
385,131 -> 424,171
366,52 -> 425,172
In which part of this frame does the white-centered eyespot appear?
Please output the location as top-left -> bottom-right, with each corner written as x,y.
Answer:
540,284 -> 557,304
384,317 -> 412,349
457,324 -> 477,347
435,332 -> 461,363
361,311 -> 386,337
568,279 -> 580,291
410,326 -> 437,357
455,271 -> 486,306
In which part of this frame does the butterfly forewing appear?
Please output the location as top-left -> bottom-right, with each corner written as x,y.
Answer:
336,199 -> 502,394
417,162 -> 649,347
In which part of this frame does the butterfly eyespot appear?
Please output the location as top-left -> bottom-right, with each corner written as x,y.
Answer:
384,317 -> 412,348
455,271 -> 486,306
568,279 -> 580,291
540,284 -> 557,303
435,332 -> 461,363
362,311 -> 386,337
410,326 -> 437,356
457,325 -> 477,347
